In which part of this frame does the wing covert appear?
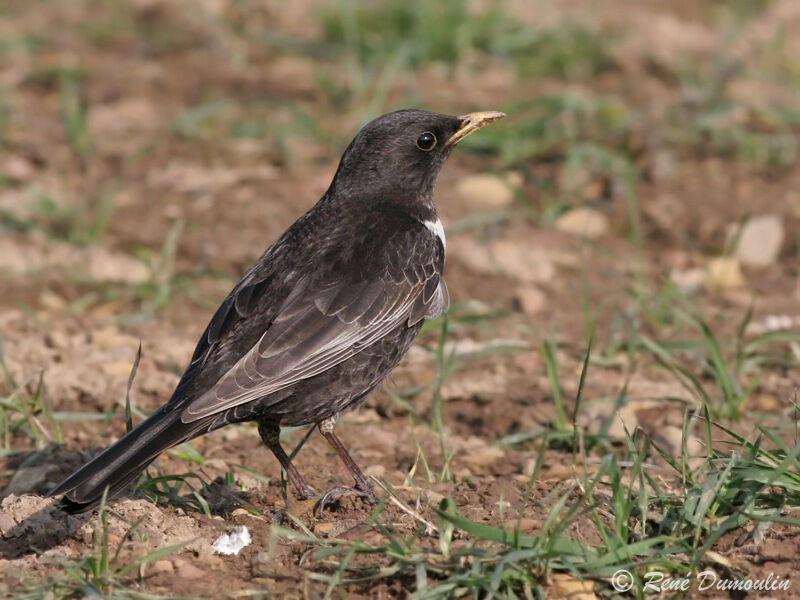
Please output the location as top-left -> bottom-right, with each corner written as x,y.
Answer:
181,223 -> 445,422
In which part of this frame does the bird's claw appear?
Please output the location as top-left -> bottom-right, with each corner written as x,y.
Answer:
317,485 -> 379,516
297,483 -> 318,501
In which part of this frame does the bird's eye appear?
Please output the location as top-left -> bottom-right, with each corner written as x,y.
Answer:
416,131 -> 437,151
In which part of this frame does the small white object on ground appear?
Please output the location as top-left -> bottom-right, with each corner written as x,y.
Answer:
212,525 -> 252,556
733,214 -> 784,268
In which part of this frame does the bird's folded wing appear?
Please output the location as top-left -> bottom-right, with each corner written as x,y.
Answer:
181,265 -> 445,423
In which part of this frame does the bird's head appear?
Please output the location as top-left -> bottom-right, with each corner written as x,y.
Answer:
330,109 -> 505,205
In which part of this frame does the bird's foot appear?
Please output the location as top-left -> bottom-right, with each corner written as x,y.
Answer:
317,484 -> 379,516
296,482 -> 318,501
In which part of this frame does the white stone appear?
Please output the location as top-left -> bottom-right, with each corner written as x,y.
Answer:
455,173 -> 515,210
733,214 -> 784,268
555,207 -> 610,239
669,267 -> 706,294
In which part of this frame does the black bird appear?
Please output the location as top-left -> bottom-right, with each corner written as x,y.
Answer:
48,108 -> 505,512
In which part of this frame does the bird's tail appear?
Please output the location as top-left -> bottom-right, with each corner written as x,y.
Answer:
48,407 -> 208,513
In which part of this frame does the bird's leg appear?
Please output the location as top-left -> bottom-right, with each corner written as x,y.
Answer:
317,416 -> 379,513
257,420 -> 316,500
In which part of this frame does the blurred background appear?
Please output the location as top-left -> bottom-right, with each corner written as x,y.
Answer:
2,0 -> 800,596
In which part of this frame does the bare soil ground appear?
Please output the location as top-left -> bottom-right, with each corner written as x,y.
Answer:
2,0 -> 800,598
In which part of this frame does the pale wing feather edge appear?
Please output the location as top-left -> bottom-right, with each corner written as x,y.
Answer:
181,284 -> 423,422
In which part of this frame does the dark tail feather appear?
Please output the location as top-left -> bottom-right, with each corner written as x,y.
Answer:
48,407 -> 207,513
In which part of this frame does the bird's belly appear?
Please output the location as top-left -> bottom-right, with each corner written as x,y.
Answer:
226,321 -> 424,427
